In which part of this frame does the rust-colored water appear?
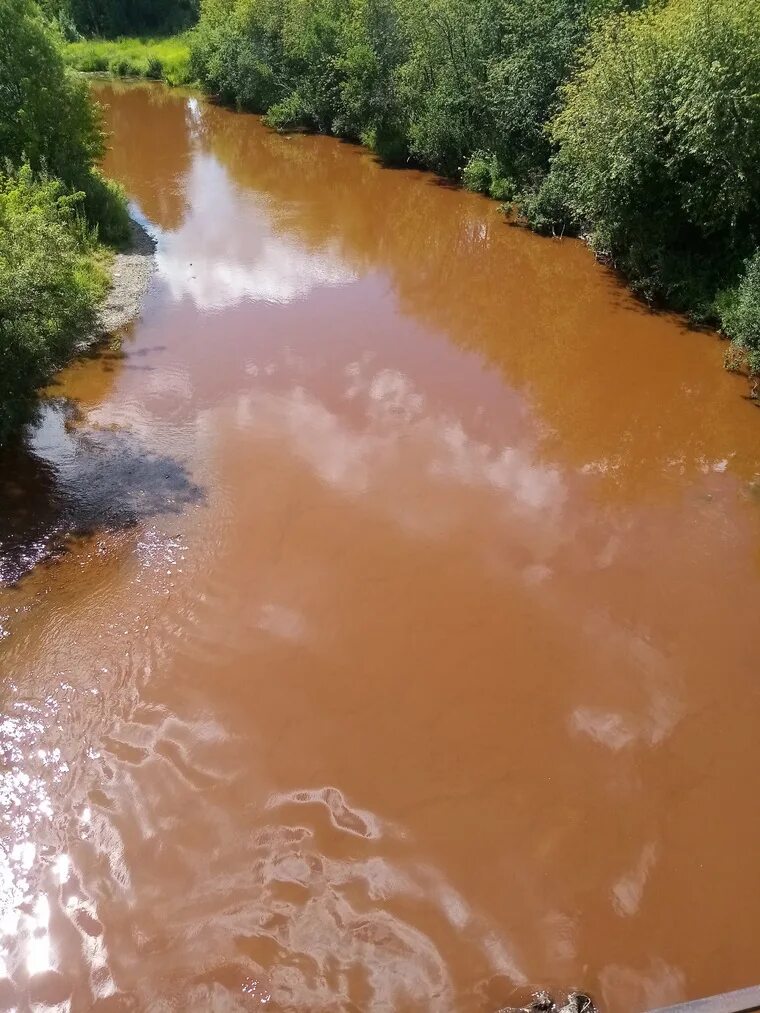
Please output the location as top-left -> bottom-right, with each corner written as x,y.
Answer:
2,81 -> 760,1012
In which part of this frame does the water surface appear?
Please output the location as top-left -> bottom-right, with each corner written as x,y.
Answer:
2,80 -> 760,1012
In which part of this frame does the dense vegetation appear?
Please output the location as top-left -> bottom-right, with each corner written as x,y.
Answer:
188,0 -> 760,375
189,0 -> 628,186
63,33 -> 193,84
0,167 -> 108,440
42,0 -> 198,38
0,0 -> 129,441
541,0 -> 760,317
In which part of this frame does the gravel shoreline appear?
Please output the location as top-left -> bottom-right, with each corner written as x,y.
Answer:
80,217 -> 156,347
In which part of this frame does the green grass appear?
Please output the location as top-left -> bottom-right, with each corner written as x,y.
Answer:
63,34 -> 193,86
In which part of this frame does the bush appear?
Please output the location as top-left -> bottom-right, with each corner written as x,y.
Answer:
393,0 -> 628,181
0,0 -> 132,440
720,253 -> 760,375
546,0 -> 760,309
0,166 -> 108,442
462,150 -> 514,201
0,0 -> 103,185
79,52 -> 109,71
265,92 -> 312,131
110,56 -> 134,75
79,169 -> 131,246
190,0 -> 287,110
336,0 -> 409,159
462,151 -> 492,194
0,0 -> 129,236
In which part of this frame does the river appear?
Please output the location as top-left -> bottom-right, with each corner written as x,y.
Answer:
1,80 -> 760,1012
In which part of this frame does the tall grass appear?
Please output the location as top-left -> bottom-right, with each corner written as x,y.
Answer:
63,34 -> 193,85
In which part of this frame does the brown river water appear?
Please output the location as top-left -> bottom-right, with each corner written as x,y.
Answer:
2,80 -> 760,1012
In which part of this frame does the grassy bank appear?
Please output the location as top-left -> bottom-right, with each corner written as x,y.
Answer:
63,33 -> 193,85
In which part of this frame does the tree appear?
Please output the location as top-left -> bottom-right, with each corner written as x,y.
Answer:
42,0 -> 199,37
0,0 -> 102,181
544,0 -> 760,311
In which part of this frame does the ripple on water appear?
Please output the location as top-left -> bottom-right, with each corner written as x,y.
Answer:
1,694 -> 526,1011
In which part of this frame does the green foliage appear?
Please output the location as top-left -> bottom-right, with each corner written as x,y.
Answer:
190,0 -> 286,110
394,0 -> 633,180
0,0 -> 131,439
545,0 -> 760,310
43,0 -> 199,38
63,34 -> 194,85
0,0 -> 103,183
0,165 -> 108,441
275,0 -> 347,132
720,253 -> 760,375
462,150 -> 514,201
0,0 -> 129,236
190,0 -> 607,182
79,168 -> 131,245
337,0 -> 408,160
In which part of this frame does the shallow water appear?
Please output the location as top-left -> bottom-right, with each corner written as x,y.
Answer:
1,80 -> 760,1012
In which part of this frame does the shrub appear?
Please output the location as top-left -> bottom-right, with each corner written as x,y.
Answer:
546,0 -> 760,309
0,166 -> 108,442
265,92 -> 311,131
462,151 -> 492,195
360,123 -> 407,165
0,0 -> 129,236
0,0 -> 132,440
0,0 -> 103,184
393,0 -> 627,182
146,56 -> 164,78
79,52 -> 109,71
278,0 -> 347,132
720,253 -> 760,375
79,169 -> 131,246
109,56 -> 134,75
336,0 -> 409,159
462,150 -> 514,201
191,0 -> 626,181
190,0 -> 287,111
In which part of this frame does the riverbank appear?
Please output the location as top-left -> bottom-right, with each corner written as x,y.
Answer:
0,204 -> 155,446
184,0 -> 760,386
63,33 -> 192,85
88,217 -> 156,345
61,0 -> 760,391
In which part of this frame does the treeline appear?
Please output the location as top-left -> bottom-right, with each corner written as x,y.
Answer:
42,0 -> 198,38
0,0 -> 130,442
189,0 -> 760,373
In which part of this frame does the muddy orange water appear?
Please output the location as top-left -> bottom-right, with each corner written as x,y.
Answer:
2,81 -> 760,1013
